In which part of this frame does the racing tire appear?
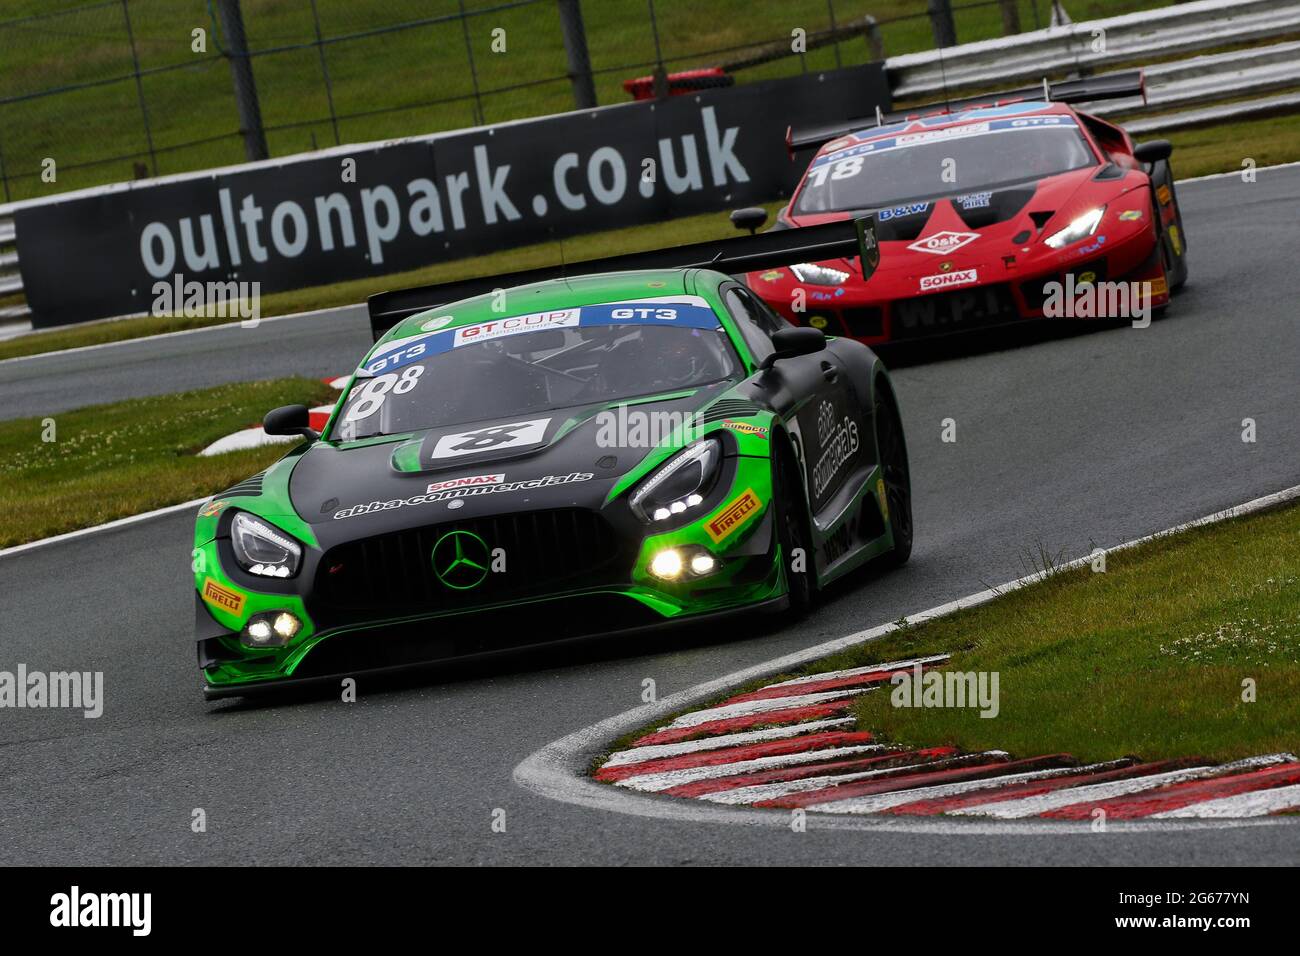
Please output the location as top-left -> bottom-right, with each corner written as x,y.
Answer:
1154,176 -> 1189,292
875,380 -> 913,567
775,452 -> 816,615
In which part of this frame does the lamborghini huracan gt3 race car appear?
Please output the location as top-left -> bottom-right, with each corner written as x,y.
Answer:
192,221 -> 911,698
739,72 -> 1189,343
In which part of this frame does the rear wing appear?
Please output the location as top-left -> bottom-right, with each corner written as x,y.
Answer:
788,69 -> 1146,154
367,216 -> 877,341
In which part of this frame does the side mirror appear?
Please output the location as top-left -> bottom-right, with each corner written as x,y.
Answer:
1133,140 -> 1172,165
759,326 -> 826,369
729,207 -> 769,235
263,404 -> 320,441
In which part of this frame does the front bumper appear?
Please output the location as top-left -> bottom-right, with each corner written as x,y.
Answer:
196,483 -> 784,697
753,221 -> 1164,344
200,592 -> 788,700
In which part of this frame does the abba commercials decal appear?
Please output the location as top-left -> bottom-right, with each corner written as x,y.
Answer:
798,395 -> 861,512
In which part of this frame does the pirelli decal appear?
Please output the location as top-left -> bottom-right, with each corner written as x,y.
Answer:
202,577 -> 246,616
705,488 -> 762,544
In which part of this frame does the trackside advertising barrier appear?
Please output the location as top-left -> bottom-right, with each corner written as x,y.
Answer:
14,64 -> 888,328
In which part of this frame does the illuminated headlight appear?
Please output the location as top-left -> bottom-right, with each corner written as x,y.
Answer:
790,262 -> 850,285
1044,206 -> 1105,249
242,610 -> 301,648
631,439 -> 722,525
649,546 -> 720,581
650,549 -> 684,580
230,512 -> 303,578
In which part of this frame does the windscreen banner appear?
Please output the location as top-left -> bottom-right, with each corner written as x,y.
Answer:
14,64 -> 887,327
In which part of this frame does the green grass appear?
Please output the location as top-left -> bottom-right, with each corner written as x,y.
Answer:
0,0 -> 1166,201
0,376 -> 337,547
826,502 -> 1300,764
605,501 -> 1300,771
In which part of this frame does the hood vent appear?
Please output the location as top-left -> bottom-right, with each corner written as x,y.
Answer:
217,470 -> 266,499
699,398 -> 761,424
1028,210 -> 1055,233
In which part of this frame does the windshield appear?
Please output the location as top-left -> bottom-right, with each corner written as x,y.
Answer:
331,298 -> 741,441
794,115 -> 1095,214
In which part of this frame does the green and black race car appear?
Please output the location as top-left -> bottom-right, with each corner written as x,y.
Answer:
192,221 -> 912,698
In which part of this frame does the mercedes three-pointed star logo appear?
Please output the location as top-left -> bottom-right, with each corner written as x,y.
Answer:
431,530 -> 490,590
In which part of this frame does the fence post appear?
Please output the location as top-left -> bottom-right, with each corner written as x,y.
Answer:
927,0 -> 958,48
999,0 -> 1022,35
120,0 -> 158,176
308,0 -> 340,146
864,15 -> 885,61
215,0 -> 269,162
557,0 -> 597,109
0,133 -> 10,204
457,0 -> 485,126
825,0 -> 843,68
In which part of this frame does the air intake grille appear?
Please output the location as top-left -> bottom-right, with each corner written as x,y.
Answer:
315,509 -> 630,616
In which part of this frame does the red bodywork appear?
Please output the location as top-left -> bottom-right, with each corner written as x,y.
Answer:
745,101 -> 1182,344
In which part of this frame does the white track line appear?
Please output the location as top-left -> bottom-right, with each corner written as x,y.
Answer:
0,496 -> 209,559
697,751 -> 1007,805
0,302 -> 358,366
765,654 -> 950,689
515,484 -> 1300,833
614,745 -> 893,792
666,688 -> 871,727
1151,783 -> 1300,819
603,718 -> 856,767
805,761 -> 1122,815
952,755 -> 1293,819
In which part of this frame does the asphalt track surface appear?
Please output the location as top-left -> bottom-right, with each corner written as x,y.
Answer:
1,168 -> 1298,864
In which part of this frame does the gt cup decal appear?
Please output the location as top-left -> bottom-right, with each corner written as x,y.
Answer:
452,309 -> 580,347
427,418 -> 550,460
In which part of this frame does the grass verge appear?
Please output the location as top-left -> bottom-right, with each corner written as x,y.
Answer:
600,499 -> 1300,771
824,500 -> 1300,764
5,107 -> 1298,364
0,377 -> 337,548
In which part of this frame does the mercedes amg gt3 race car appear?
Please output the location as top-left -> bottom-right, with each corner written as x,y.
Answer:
192,221 -> 912,698
739,72 -> 1189,344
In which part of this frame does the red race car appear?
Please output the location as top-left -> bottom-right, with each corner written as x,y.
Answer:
738,72 -> 1188,344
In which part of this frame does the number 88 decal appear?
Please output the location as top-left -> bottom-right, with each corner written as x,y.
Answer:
344,365 -> 424,422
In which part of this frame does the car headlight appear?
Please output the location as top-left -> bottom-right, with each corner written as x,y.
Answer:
790,262 -> 850,285
631,439 -> 723,524
230,512 -> 302,578
1044,206 -> 1105,249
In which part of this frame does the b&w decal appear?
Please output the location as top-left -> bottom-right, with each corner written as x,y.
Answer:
426,418 -> 551,460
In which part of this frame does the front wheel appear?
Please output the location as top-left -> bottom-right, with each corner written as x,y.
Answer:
774,454 -> 815,614
875,380 -> 913,567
